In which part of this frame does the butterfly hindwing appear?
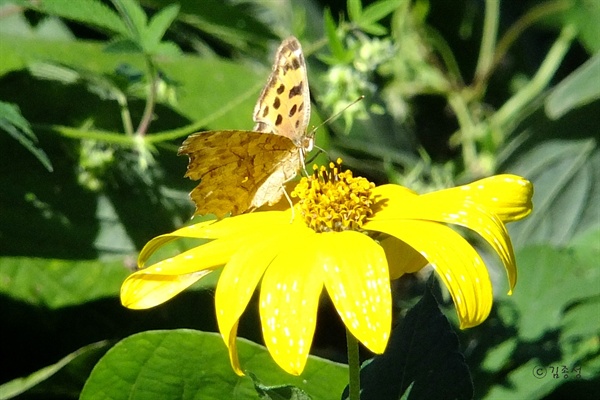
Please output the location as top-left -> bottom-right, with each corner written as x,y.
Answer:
178,130 -> 298,218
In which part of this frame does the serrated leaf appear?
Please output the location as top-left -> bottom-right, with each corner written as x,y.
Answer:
0,341 -> 110,400
26,0 -> 127,36
81,330 -> 348,400
545,52 -> 600,119
0,101 -> 52,172
142,3 -> 179,53
343,287 -> 473,400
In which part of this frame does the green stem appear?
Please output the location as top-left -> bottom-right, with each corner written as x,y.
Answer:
136,55 -> 158,136
447,92 -> 478,173
118,94 -> 134,136
346,328 -> 361,400
473,0 -> 570,95
491,24 -> 576,134
474,0 -> 500,82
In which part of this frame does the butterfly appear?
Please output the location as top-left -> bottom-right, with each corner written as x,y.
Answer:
178,36 -> 313,218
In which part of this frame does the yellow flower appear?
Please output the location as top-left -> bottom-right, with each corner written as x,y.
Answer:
120,160 -> 533,376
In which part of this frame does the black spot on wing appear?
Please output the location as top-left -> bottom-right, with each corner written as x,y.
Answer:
288,82 -> 302,98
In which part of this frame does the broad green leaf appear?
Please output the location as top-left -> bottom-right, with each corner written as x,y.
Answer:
0,100 -> 52,171
81,330 -> 348,400
0,341 -> 110,400
26,0 -> 128,36
502,234 -> 599,340
251,373 -> 312,400
565,0 -> 600,53
345,287 -> 473,400
545,52 -> 600,119
0,33 -> 266,131
142,3 -> 180,54
470,232 -> 600,399
0,257 -> 131,308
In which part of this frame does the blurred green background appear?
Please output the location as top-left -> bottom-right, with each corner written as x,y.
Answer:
0,0 -> 598,399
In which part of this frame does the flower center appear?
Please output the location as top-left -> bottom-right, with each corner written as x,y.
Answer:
291,159 -> 376,233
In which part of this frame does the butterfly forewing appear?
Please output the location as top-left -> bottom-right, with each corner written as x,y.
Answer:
253,37 -> 311,147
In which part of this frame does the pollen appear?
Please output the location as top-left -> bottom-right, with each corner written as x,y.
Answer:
291,159 -> 375,233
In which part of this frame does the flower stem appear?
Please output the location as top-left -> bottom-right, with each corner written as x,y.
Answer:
346,328 -> 361,400
474,0 -> 499,83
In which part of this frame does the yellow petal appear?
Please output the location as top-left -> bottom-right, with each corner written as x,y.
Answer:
366,219 -> 493,328
320,231 -> 392,354
370,187 -> 517,293
215,234 -> 287,375
259,231 -> 323,375
122,236 -> 244,309
421,174 -> 533,223
371,184 -> 418,219
120,269 -> 211,309
379,236 -> 428,279
137,212 -> 292,268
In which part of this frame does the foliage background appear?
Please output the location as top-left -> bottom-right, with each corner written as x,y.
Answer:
0,0 -> 598,399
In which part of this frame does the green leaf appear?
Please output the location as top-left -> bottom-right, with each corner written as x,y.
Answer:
359,21 -> 388,36
359,0 -> 402,26
480,231 -> 600,399
347,0 -> 363,22
251,373 -> 312,400
0,101 -> 52,172
0,341 -> 110,400
142,3 -> 180,53
498,99 -> 599,246
143,0 -> 276,50
81,330 -> 348,400
111,0 -> 148,40
26,0 -> 128,36
0,257 -> 131,308
503,233 -> 600,341
323,9 -> 352,64
545,52 -> 600,119
103,37 -> 143,53
346,287 -> 473,400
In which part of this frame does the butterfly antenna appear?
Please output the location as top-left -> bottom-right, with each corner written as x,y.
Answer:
308,95 -> 365,135
306,145 -> 326,165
